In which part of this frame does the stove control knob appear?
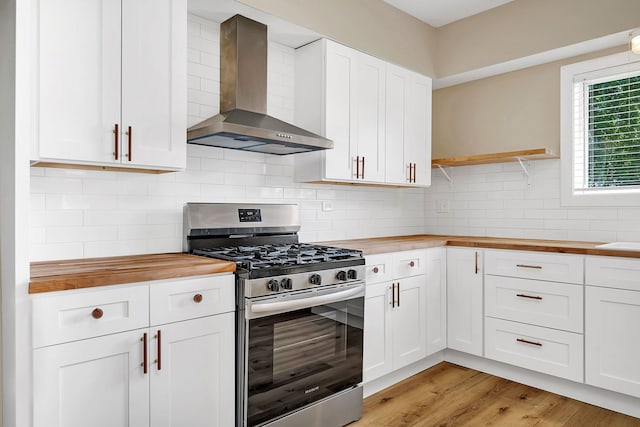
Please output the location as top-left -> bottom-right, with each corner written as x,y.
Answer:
266,279 -> 279,292
280,278 -> 292,290
347,269 -> 358,280
309,274 -> 322,286
336,270 -> 347,281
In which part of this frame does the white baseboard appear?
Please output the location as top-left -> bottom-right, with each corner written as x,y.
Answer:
363,349 -> 640,419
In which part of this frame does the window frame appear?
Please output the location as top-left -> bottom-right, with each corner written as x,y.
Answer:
561,51 -> 640,207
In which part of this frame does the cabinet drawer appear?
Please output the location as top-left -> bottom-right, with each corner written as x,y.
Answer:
485,276 -> 583,333
485,250 -> 583,284
586,256 -> 640,291
484,317 -> 583,382
393,250 -> 426,278
33,285 -> 149,348
149,274 -> 234,326
365,253 -> 394,285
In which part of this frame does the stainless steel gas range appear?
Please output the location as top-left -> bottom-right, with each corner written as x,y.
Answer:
184,203 -> 365,427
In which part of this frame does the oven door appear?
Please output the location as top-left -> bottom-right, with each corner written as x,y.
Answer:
242,283 -> 364,427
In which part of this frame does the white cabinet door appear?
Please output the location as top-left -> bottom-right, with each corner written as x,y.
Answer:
150,313 -> 235,427
38,0 -> 121,164
392,275 -> 426,369
121,0 -> 186,169
385,64 -> 431,187
384,64 -> 409,185
426,248 -> 447,355
363,281 -> 393,382
33,328 -> 149,427
585,286 -> 640,398
324,41 -> 356,181
353,52 -> 386,183
406,73 -> 431,186
447,248 -> 483,356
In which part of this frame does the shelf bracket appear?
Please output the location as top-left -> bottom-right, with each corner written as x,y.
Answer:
435,164 -> 453,184
516,157 -> 531,187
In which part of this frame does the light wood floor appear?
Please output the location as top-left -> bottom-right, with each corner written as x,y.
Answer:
352,362 -> 640,426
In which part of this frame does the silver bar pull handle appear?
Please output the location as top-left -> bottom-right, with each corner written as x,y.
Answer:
251,285 -> 365,315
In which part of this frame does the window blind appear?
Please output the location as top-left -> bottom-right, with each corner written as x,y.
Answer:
574,72 -> 640,191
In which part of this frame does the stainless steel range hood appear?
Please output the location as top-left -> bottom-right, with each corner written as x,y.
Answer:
187,15 -> 332,155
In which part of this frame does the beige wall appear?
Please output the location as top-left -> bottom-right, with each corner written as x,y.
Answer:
432,46 -> 626,159
436,0 -> 640,78
238,0 -> 437,77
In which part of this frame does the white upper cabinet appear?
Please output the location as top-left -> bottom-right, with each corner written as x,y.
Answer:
34,0 -> 186,171
323,40 -> 357,181
385,64 -> 432,186
295,39 -> 431,187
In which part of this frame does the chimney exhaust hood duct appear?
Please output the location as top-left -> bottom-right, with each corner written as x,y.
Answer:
187,15 -> 333,155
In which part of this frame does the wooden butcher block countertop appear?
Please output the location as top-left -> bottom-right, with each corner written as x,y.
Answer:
29,253 -> 236,294
320,234 -> 640,258
31,235 -> 640,294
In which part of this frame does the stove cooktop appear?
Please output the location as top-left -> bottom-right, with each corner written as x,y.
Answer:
193,243 -> 364,278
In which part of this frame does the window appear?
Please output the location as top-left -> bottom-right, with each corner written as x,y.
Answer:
561,52 -> 640,206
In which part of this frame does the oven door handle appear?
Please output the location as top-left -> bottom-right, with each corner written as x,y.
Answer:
250,284 -> 365,315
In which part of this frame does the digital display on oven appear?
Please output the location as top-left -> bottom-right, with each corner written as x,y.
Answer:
239,208 -> 262,222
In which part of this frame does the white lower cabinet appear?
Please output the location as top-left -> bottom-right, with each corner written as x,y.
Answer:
425,247 -> 446,355
585,286 -> 640,398
447,247 -> 483,356
33,274 -> 235,427
363,281 -> 394,381
391,275 -> 427,368
585,256 -> 640,398
34,329 -> 150,427
363,251 -> 426,383
150,313 -> 235,427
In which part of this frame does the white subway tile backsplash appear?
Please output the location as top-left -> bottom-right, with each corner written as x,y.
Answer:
30,210 -> 83,227
83,211 -> 147,226
47,226 -> 117,243
200,78 -> 217,93
147,238 -> 183,254
567,230 -> 617,242
187,49 -> 200,64
84,240 -> 149,258
46,194 -> 117,210
30,243 -> 84,261
117,224 -> 176,240
223,173 -> 266,186
31,176 -> 83,194
245,187 -> 285,200
618,208 -> 640,220
425,158 -> 639,241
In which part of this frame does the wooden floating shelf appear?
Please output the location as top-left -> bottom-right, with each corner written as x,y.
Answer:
431,148 -> 559,168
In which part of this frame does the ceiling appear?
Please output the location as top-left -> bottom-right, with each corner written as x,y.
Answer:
382,0 -> 515,27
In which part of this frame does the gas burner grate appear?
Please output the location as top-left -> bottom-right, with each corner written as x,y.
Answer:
194,243 -> 362,271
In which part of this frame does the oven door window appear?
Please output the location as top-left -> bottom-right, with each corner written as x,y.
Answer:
246,296 -> 364,426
